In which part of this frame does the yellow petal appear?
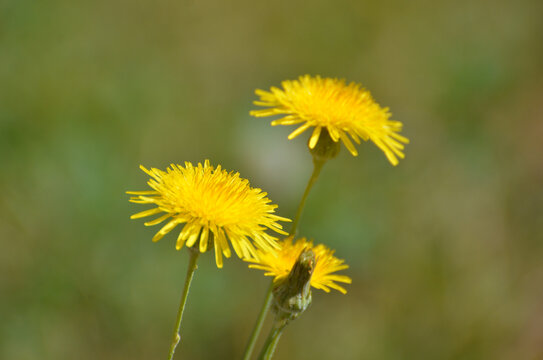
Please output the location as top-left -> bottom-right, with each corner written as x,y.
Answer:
185,226 -> 201,248
308,126 -> 322,149
176,230 -> 186,250
217,229 -> 231,258
144,214 -> 171,226
152,219 -> 181,242
271,117 -> 305,126
328,127 -> 340,142
339,131 -> 358,156
287,122 -> 312,140
199,226 -> 209,253
229,234 -> 243,258
126,190 -> 158,195
214,243 -> 223,268
130,207 -> 162,219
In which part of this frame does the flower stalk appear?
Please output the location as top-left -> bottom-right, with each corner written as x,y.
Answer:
291,128 -> 339,237
289,158 -> 324,238
241,152 -> 327,360
168,247 -> 200,360
242,281 -> 274,360
257,323 -> 287,360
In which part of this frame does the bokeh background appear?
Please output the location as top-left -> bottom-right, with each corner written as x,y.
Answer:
1,0 -> 542,359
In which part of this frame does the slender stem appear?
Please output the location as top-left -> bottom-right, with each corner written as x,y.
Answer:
257,323 -> 287,360
242,281 -> 274,360
168,248 -> 200,360
289,159 -> 325,237
240,158 -> 325,360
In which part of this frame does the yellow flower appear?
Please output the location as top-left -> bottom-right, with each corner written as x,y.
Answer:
127,160 -> 290,268
250,75 -> 409,165
246,237 -> 352,294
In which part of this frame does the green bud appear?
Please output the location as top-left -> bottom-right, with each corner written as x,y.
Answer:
272,249 -> 315,325
309,128 -> 340,162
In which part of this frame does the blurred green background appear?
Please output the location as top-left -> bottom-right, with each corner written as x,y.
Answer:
1,0 -> 542,359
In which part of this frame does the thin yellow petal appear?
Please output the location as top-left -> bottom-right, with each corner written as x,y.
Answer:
372,137 -> 399,166
130,207 -> 162,219
199,226 -> 209,253
308,126 -> 322,149
271,117 -> 305,126
328,127 -> 340,142
152,219 -> 181,242
176,229 -> 186,250
144,214 -> 171,226
185,226 -> 201,249
287,122 -> 312,140
250,109 -> 278,117
212,228 -> 230,258
126,190 -> 159,195
229,234 -> 243,258
214,243 -> 224,268
339,131 -> 358,156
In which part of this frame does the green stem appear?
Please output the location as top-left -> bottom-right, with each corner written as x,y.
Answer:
168,248 -> 200,360
289,158 -> 325,237
240,158 -> 325,360
242,281 -> 274,360
257,323 -> 287,360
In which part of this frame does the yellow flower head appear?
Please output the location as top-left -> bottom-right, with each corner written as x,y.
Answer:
250,75 -> 409,165
127,160 -> 291,268
246,237 -> 352,294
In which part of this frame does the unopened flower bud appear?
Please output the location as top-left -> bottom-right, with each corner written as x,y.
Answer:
309,128 -> 340,162
272,248 -> 315,325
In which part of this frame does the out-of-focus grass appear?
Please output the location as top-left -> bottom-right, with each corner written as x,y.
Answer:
1,0 -> 542,359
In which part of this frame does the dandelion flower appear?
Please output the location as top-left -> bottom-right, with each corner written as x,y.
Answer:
127,160 -> 290,268
250,75 -> 409,165
246,237 -> 352,294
